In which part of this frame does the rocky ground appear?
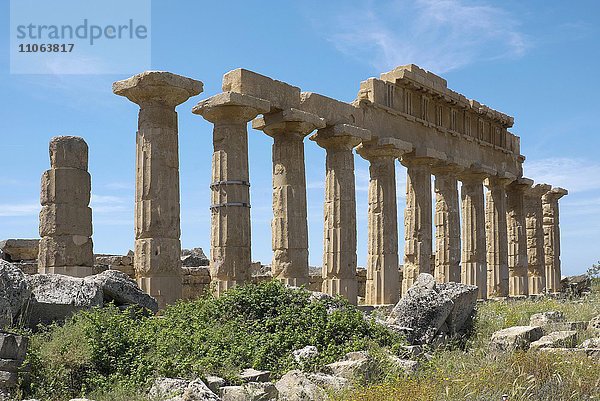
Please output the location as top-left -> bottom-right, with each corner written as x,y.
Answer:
0,259 -> 598,401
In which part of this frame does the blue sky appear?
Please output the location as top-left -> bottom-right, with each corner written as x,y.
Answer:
1,0 -> 599,276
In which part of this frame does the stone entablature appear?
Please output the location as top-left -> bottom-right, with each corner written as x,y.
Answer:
354,64 -> 523,179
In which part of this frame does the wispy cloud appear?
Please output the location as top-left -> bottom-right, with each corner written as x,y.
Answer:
524,158 -> 600,193
91,193 -> 131,213
0,203 -> 40,217
317,0 -> 528,73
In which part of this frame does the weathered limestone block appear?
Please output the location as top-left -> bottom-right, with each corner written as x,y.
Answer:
40,168 -> 91,206
193,91 -> 270,296
0,261 -> 30,329
432,165 -> 461,284
253,108 -> 325,287
0,332 -> 28,361
221,383 -> 278,401
542,187 -> 568,293
401,156 -> 434,294
489,325 -> 543,352
38,136 -> 94,277
325,351 -> 370,381
436,282 -> 478,334
148,377 -> 219,401
459,171 -> 487,299
524,183 -> 551,295
310,124 -> 371,304
113,71 -> 203,308
0,239 -> 39,262
530,311 -> 564,327
275,370 -> 348,401
485,176 -> 511,298
506,178 -> 533,296
39,204 -> 92,237
530,331 -> 577,349
223,68 -> 300,112
357,138 -> 412,305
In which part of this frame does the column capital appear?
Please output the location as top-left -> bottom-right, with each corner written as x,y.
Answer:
525,183 -> 552,199
309,123 -> 371,150
506,177 -> 534,193
252,108 -> 325,138
192,92 -> 270,123
357,137 -> 412,161
543,187 -> 568,202
484,175 -> 514,188
113,71 -> 203,108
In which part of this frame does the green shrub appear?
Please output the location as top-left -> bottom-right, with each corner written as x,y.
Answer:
21,281 -> 404,400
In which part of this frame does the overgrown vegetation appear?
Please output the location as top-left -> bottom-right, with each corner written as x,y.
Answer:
15,272 -> 600,401
19,281 -> 404,400
341,278 -> 600,401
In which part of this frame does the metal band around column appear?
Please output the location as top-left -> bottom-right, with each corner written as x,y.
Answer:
210,202 -> 251,210
210,180 -> 250,189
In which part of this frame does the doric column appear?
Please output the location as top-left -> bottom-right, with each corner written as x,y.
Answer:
310,124 -> 371,305
38,136 -> 94,277
401,157 -> 434,294
506,178 -> 533,296
113,71 -> 203,308
192,92 -> 270,296
524,183 -> 552,295
485,176 -> 511,298
542,187 -> 568,293
357,138 -> 412,305
432,165 -> 461,284
459,171 -> 488,299
253,108 -> 325,287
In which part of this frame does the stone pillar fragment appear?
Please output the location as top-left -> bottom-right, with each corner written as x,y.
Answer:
192,92 -> 270,296
401,157 -> 433,294
432,165 -> 461,284
542,187 -> 568,293
253,109 -> 325,287
38,136 -> 94,277
524,183 -> 552,295
506,178 -> 533,296
485,176 -> 511,298
357,138 -> 412,305
460,171 -> 487,299
113,71 -> 203,308
310,124 -> 371,305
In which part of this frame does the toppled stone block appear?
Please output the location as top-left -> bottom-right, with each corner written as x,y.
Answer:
388,355 -> 419,375
0,261 -> 30,329
0,239 -> 39,262
0,332 -> 28,361
181,247 -> 209,267
275,370 -> 348,401
325,351 -> 369,381
240,368 -> 271,383
560,274 -> 591,296
221,382 -> 278,401
589,314 -> 600,333
530,331 -> 578,349
204,375 -> 226,394
293,345 -> 319,366
490,326 -> 544,352
149,377 -> 218,401
26,274 -> 104,326
87,270 -> 158,314
387,274 -> 453,344
579,337 -> 600,348
530,311 -> 564,326
436,282 -> 478,334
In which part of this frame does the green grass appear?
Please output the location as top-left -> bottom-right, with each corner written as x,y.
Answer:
339,279 -> 600,401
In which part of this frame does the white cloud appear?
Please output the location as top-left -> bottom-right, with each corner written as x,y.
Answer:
524,158 -> 600,193
91,193 -> 130,214
0,203 -> 40,217
320,0 -> 528,73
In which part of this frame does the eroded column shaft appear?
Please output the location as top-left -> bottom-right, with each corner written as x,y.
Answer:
271,132 -> 310,286
38,136 -> 94,277
134,105 -> 183,305
506,180 -> 530,296
542,188 -> 567,292
460,177 -> 487,299
403,161 -> 432,294
485,178 -> 509,297
366,156 -> 399,304
525,184 -> 551,294
433,170 -> 461,283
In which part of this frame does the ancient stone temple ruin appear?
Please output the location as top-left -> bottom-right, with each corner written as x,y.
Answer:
30,64 -> 568,307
